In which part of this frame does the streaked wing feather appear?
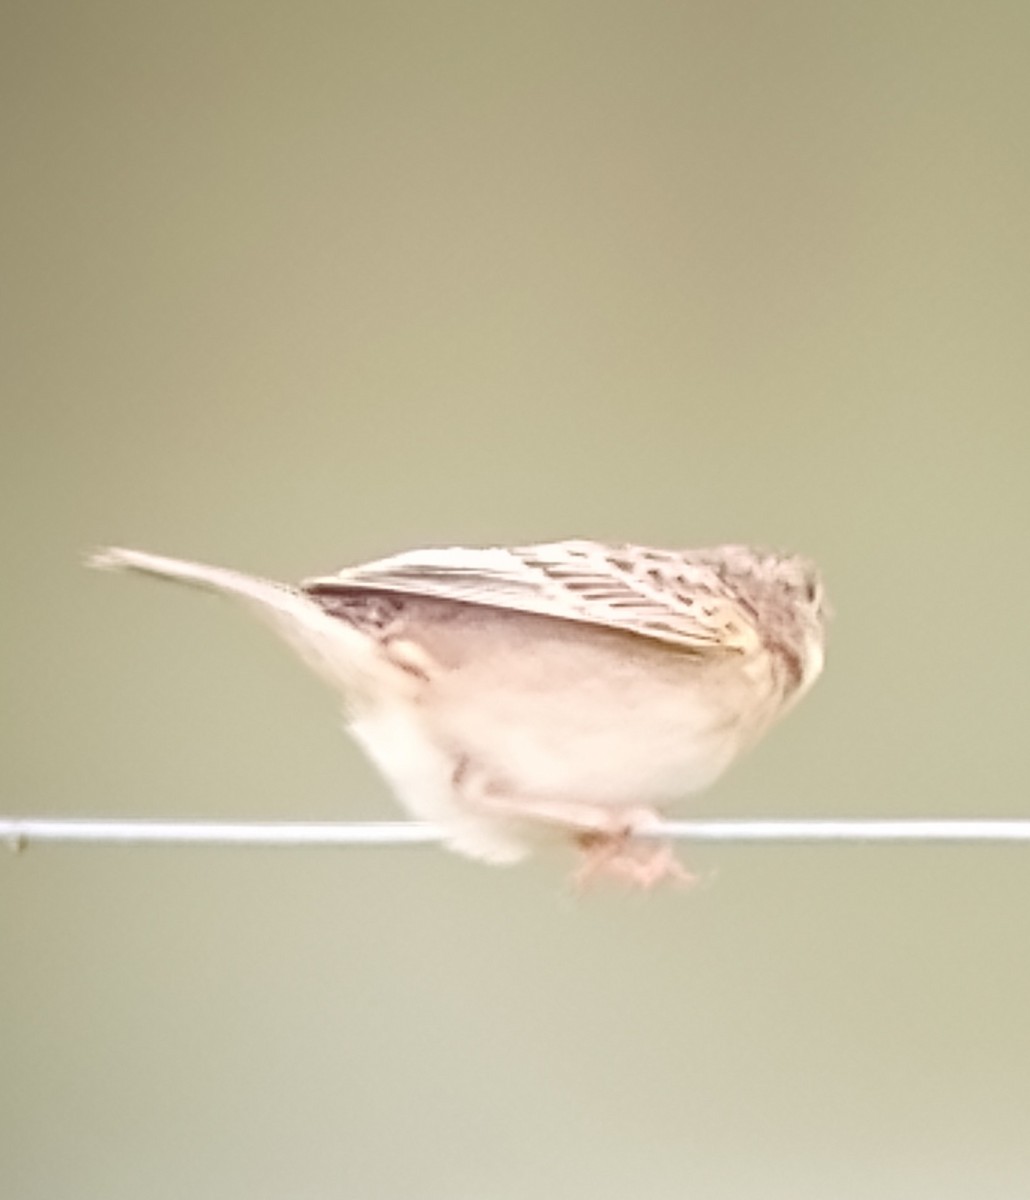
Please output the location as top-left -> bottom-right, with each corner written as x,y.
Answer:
303,540 -> 758,653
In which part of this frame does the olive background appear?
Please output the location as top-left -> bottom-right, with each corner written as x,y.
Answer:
3,3 -> 1030,1197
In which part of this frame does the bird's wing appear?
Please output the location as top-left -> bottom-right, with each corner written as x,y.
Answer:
303,540 -> 760,654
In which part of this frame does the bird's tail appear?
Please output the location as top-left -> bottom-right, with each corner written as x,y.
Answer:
88,547 -> 302,615
88,546 -> 382,697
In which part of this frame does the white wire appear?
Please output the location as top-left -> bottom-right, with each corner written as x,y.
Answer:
4,816 -> 1030,850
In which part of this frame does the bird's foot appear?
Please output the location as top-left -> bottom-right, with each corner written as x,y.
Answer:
572,818 -> 697,890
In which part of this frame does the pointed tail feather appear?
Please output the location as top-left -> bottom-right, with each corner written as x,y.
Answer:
87,546 -> 382,696
87,547 -> 298,613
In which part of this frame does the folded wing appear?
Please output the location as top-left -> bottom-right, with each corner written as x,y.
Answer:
303,540 -> 759,655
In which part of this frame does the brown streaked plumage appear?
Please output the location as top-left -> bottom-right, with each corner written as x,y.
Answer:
88,540 -> 828,885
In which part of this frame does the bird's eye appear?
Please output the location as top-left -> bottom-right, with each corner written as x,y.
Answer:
804,577 -> 821,605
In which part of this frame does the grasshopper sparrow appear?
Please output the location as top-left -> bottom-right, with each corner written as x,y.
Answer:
89,540 -> 828,885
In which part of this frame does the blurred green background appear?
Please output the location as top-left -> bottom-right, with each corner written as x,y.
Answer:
3,2 -> 1029,1197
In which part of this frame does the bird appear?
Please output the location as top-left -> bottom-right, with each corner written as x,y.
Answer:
88,539 -> 828,885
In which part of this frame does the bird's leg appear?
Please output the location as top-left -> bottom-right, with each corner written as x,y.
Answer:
453,760 -> 649,838
458,776 -> 631,837
453,763 -> 693,889
449,757 -> 600,830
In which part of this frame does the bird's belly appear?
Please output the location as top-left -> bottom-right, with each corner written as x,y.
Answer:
348,616 -> 773,823
425,636 -> 755,807
442,687 -> 738,805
